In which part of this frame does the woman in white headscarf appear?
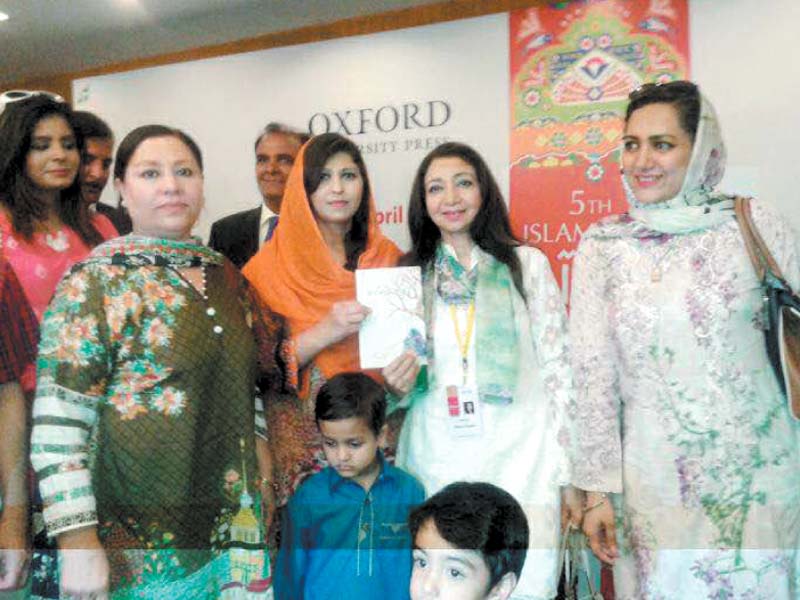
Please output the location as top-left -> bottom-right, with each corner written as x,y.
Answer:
570,81 -> 800,599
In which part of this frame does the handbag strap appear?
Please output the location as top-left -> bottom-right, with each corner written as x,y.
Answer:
558,523 -> 604,600
734,197 -> 785,283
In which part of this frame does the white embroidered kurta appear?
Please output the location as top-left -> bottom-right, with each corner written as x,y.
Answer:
570,200 -> 800,599
396,245 -> 575,600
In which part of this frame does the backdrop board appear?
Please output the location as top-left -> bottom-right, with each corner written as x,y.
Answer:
72,0 -> 800,289
72,14 -> 510,250
509,0 -> 689,301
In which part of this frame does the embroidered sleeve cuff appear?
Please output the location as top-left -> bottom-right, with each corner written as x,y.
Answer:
42,493 -> 98,538
46,514 -> 100,539
254,394 -> 268,441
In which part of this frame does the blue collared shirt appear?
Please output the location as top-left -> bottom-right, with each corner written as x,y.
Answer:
275,454 -> 425,600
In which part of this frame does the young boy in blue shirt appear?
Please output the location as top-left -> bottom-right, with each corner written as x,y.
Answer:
275,372 -> 425,600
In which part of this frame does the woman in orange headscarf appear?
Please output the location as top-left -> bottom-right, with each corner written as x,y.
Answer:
243,133 -> 419,508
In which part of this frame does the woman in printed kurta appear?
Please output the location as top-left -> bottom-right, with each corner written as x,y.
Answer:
243,133 -> 416,509
395,143 -> 576,600
31,125 -> 285,599
570,81 -> 800,598
0,93 -> 117,598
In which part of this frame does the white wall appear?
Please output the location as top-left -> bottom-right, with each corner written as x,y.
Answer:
73,15 -> 509,249
75,1 -> 800,240
691,0 -> 800,231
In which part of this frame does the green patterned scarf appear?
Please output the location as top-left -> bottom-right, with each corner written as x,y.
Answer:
91,234 -> 224,267
420,244 -> 518,405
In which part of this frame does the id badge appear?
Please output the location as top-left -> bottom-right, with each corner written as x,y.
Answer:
445,384 -> 482,438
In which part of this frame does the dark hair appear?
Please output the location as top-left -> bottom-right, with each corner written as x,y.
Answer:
404,142 -> 526,300
409,482 -> 529,590
254,122 -> 310,151
0,95 -> 102,245
625,80 -> 701,141
72,110 -> 113,142
314,372 -> 387,436
303,133 -> 371,271
114,125 -> 203,182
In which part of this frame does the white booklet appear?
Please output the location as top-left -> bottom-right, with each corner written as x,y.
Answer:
355,266 -> 427,369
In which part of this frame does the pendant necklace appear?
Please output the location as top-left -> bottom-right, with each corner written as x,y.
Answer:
650,240 -> 676,283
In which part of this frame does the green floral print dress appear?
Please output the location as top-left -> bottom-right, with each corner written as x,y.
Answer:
30,236 -> 290,599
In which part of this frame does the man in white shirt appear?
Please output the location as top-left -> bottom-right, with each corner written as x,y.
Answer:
208,123 -> 308,268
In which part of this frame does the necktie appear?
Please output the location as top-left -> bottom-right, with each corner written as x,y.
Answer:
265,215 -> 278,242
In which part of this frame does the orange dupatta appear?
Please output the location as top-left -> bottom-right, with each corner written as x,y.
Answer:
242,143 -> 402,398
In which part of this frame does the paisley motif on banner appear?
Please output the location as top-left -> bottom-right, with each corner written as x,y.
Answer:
509,0 -> 689,299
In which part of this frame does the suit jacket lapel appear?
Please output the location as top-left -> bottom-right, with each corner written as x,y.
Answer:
246,206 -> 262,258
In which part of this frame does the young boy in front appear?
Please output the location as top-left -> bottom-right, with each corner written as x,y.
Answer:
408,482 -> 530,600
274,372 -> 425,600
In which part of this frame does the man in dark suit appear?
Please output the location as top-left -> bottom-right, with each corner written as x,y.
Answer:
208,123 -> 309,268
72,111 -> 132,234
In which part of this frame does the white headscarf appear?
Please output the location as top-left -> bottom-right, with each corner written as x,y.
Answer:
625,92 -> 734,234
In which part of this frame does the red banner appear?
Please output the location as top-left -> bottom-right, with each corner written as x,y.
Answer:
509,0 -> 689,300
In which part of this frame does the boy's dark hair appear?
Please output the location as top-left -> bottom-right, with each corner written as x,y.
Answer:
314,372 -> 387,436
409,482 -> 529,590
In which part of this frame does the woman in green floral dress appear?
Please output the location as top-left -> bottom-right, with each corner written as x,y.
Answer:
30,125 -> 289,599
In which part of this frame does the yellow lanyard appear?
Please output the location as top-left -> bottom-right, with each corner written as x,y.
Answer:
449,302 -> 475,384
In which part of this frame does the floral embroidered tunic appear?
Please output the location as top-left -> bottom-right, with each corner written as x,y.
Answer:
30,236 -> 289,598
0,211 -> 117,321
570,201 -> 800,599
396,245 -> 575,600
0,212 -> 117,392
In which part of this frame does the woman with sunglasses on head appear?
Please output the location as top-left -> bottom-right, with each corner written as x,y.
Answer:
243,133 -> 418,512
0,91 -> 118,598
0,92 -> 118,320
394,142 -> 577,600
570,81 -> 800,598
30,125 -> 286,599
